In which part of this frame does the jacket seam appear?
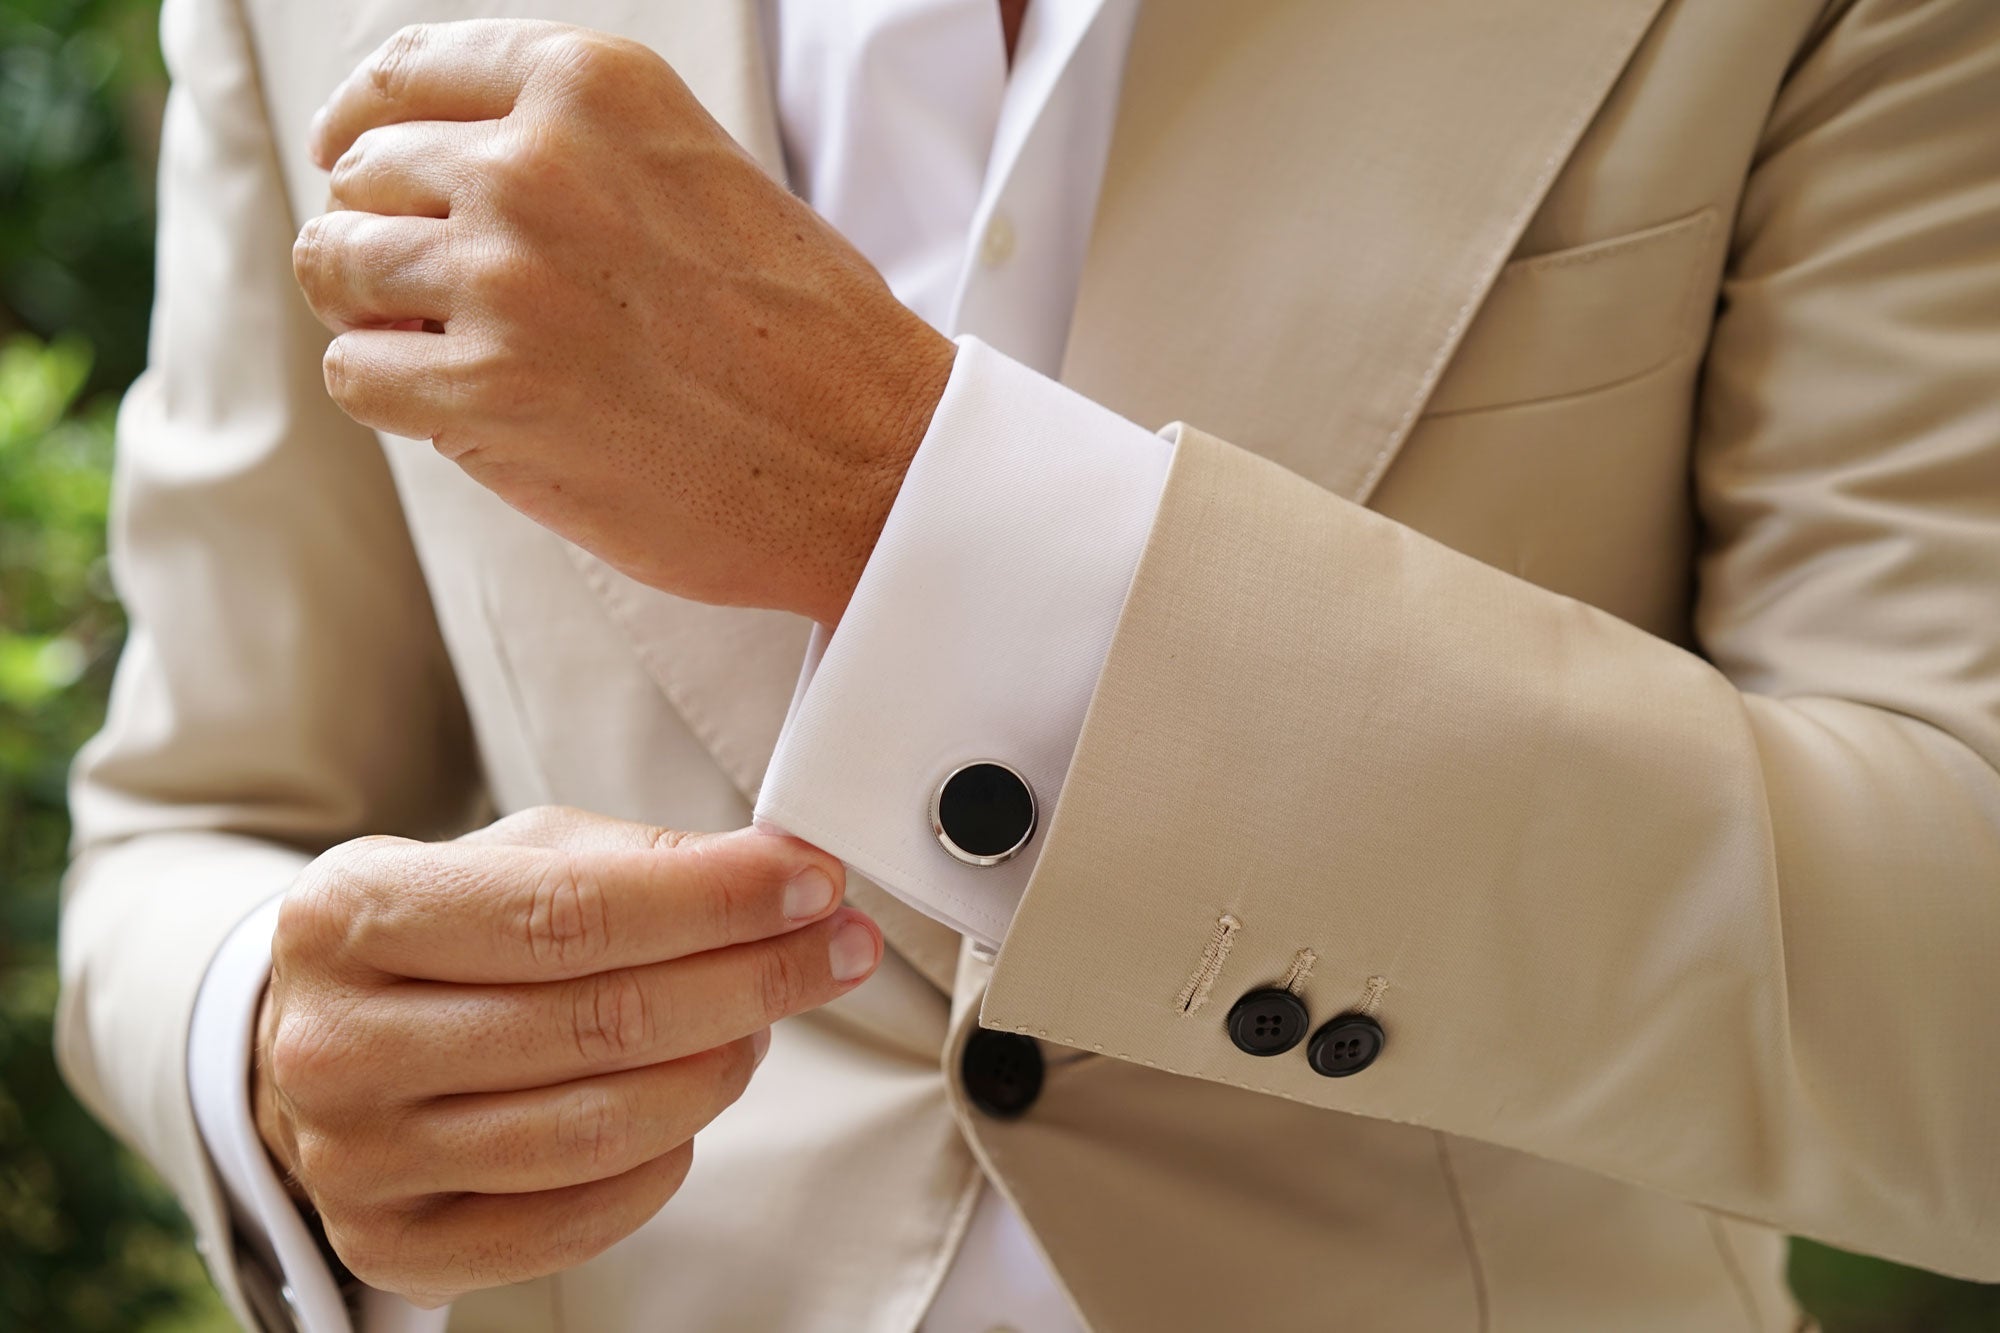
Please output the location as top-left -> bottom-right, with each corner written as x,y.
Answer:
1434,1133 -> 1491,1333
1705,1210 -> 1765,1331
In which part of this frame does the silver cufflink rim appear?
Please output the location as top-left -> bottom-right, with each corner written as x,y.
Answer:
930,758 -> 1038,867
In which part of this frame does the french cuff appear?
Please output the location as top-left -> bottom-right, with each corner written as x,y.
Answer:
188,896 -> 447,1333
755,336 -> 1172,947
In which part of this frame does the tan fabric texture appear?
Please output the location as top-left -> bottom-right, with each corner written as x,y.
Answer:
57,0 -> 2000,1329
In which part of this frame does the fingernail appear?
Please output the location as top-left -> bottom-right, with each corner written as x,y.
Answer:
751,1027 -> 772,1067
782,867 -> 836,920
828,920 -> 877,983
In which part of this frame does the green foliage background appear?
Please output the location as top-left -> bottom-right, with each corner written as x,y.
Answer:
0,2 -> 1993,1330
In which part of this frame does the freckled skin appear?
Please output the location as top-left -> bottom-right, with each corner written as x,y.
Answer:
294,20 -> 957,627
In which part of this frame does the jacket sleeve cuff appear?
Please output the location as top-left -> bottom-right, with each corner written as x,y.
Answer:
754,336 -> 1172,946
189,896 -> 448,1333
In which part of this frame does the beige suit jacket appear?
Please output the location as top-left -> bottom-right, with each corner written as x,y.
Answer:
58,0 -> 2000,1328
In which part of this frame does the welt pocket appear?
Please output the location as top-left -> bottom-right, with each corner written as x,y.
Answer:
1423,207 -> 1722,417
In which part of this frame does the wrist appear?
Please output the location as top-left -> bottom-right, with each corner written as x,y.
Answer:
802,324 -> 955,627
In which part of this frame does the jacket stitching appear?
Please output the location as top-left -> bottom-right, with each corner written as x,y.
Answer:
1705,1211 -> 1765,1331
1434,1133 -> 1492,1333
1277,948 -> 1318,995
1174,913 -> 1241,1016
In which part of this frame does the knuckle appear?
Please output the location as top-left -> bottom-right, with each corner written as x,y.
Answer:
554,1083 -> 634,1171
323,1210 -> 401,1293
755,944 -> 811,1025
317,836 -> 420,962
648,826 -> 693,853
294,216 -> 356,311
278,838 -> 396,966
330,1199 -> 462,1307
482,128 -> 548,192
459,239 -> 522,307
290,1126 -> 347,1192
339,216 -> 385,280
274,879 -> 341,970
665,1136 -> 695,1184
711,1037 -> 758,1105
322,337 -> 354,403
708,869 -> 761,947
371,24 -> 428,102
291,217 -> 325,290
675,836 -> 754,944
430,332 -> 528,437
569,969 -> 655,1064
491,804 -> 575,843
268,1008 -> 350,1100
432,338 -> 480,423
524,856 -> 611,970
327,133 -> 372,199
542,1218 -> 598,1275
548,29 -> 624,81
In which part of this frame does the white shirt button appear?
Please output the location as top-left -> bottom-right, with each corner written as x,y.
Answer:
985,1325 -> 1022,1333
979,213 -> 1017,268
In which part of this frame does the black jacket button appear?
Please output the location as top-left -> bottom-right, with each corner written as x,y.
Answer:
1226,988 -> 1310,1056
962,1028 -> 1044,1118
932,761 -> 1037,865
1307,1013 -> 1385,1077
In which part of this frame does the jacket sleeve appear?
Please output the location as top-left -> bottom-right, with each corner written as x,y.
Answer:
54,0 -> 480,1322
981,0 -> 2000,1282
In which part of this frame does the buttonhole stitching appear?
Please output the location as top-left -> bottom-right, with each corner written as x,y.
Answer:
1277,948 -> 1318,995
1357,975 -> 1390,1015
1175,913 -> 1241,1017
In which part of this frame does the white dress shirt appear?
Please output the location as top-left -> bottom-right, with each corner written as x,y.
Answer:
188,1 -> 1171,1329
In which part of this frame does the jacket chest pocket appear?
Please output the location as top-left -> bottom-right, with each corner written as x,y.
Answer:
1425,206 -> 1723,418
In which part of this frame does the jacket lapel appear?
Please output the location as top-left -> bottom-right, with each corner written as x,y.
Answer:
1060,0 -> 1672,504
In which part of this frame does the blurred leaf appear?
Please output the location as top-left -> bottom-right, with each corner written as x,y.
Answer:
0,0 -> 163,392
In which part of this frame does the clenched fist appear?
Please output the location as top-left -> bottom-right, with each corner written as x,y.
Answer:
292,20 -> 956,626
253,809 -> 881,1306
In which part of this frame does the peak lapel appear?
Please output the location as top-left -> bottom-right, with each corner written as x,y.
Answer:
1060,0 -> 1672,505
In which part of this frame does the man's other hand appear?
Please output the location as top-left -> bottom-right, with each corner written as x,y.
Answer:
253,810 -> 881,1307
293,21 -> 956,625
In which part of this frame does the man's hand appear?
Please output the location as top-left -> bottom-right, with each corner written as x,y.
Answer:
292,21 -> 956,625
253,809 -> 881,1306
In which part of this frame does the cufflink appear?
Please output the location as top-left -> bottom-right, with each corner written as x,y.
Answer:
931,760 -> 1037,866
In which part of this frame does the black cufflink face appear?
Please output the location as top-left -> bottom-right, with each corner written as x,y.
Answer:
1226,988 -> 1310,1056
1307,1013 -> 1385,1077
932,760 -> 1037,866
